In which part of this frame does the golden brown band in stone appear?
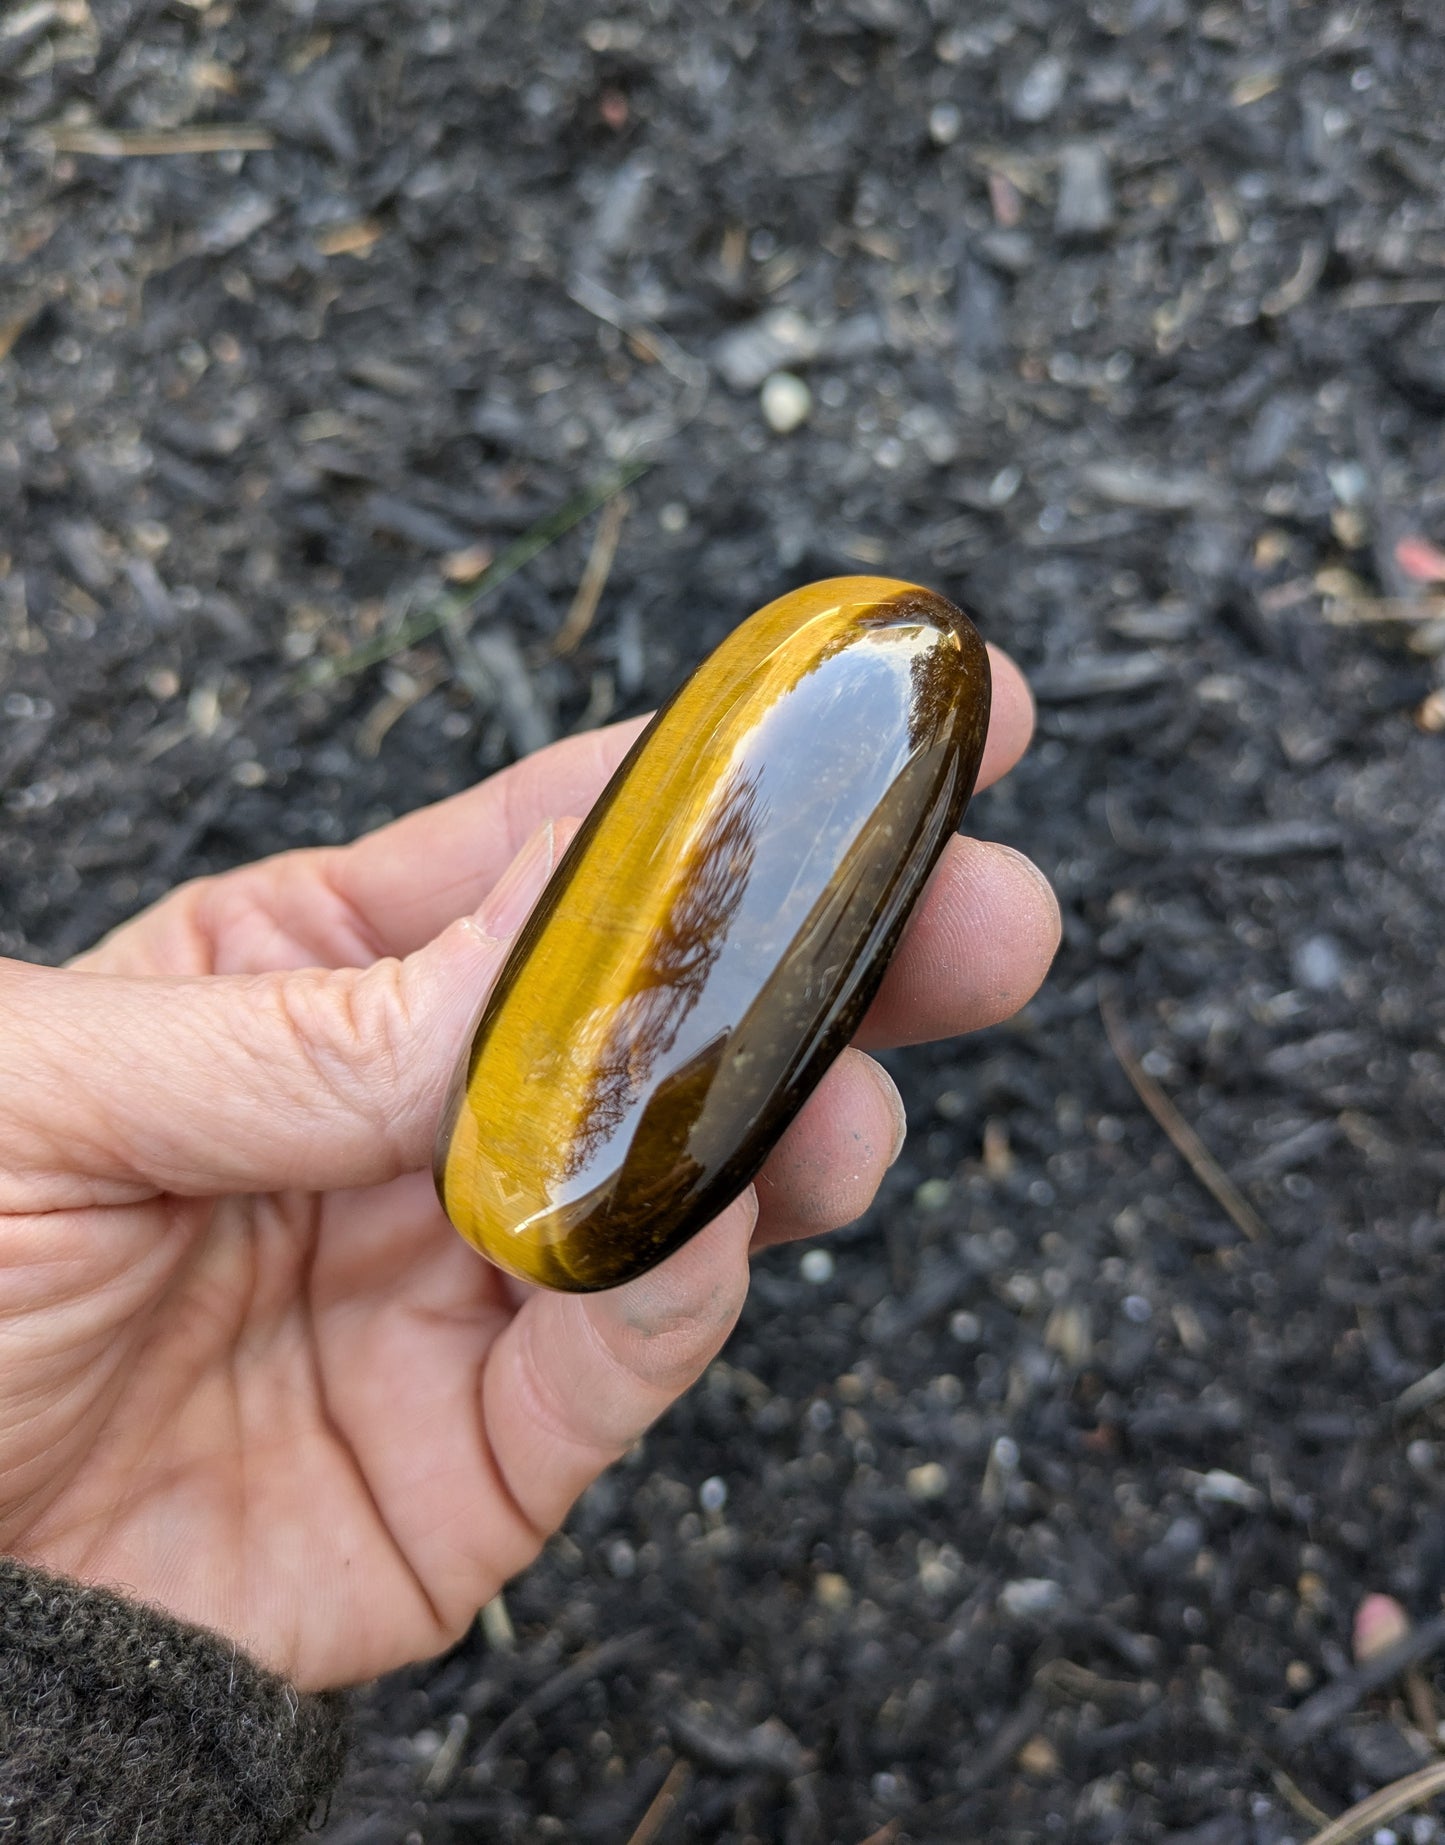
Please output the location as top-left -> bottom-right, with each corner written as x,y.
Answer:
435,576 -> 992,1292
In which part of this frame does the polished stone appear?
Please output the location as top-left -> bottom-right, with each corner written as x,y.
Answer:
436,576 -> 991,1291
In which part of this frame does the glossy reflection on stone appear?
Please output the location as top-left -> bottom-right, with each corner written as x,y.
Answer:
436,576 -> 992,1291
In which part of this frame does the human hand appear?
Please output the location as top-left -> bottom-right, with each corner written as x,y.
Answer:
0,647 -> 1057,1690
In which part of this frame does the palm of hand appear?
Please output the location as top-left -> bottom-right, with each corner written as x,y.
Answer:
0,686 -> 1054,1691
1,861 -> 591,1692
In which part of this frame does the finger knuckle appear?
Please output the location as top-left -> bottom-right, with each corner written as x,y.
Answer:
261,962 -> 414,1145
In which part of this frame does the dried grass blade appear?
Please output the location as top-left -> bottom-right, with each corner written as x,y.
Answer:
1301,1758 -> 1445,1845
551,490 -> 629,656
624,1757 -> 691,1845
297,459 -> 649,689
1099,982 -> 1268,1243
34,123 -> 274,155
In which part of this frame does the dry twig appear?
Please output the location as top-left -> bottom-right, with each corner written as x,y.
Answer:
1300,1758 -> 1445,1845
419,1712 -> 470,1797
34,122 -> 274,156
475,1630 -> 651,1767
355,662 -> 446,758
566,273 -> 708,400
297,460 -> 648,688
565,273 -> 709,454
624,1758 -> 691,1845
479,1592 -> 515,1654
1339,279 -> 1445,310
1406,1663 -> 1438,1741
1099,983 -> 1267,1243
1396,1358 -> 1445,1421
0,308 -> 41,364
551,490 -> 629,657
1321,594 -> 1445,626
1261,239 -> 1327,317
1260,1756 -> 1331,1829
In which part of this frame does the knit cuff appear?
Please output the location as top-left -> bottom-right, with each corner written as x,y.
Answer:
0,1556 -> 349,1844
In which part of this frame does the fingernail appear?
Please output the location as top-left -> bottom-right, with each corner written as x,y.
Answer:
475,822 -> 556,940
874,1062 -> 908,1167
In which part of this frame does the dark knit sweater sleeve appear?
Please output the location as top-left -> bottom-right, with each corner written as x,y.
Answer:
0,1556 -> 349,1843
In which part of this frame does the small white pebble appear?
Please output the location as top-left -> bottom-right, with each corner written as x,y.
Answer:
1192,1468 -> 1264,1510
1003,1272 -> 1041,1311
949,1309 -> 981,1344
659,500 -> 689,533
800,1247 -> 835,1284
928,102 -> 962,145
1293,932 -> 1345,992
988,464 -> 1023,505
698,1475 -> 728,1514
1000,1577 -> 1064,1618
919,1554 -> 958,1594
1012,53 -> 1067,124
1328,460 -> 1369,506
814,1571 -> 852,1610
761,371 -> 812,434
906,1461 -> 949,1502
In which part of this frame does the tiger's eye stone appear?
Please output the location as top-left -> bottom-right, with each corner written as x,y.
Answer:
436,576 -> 991,1292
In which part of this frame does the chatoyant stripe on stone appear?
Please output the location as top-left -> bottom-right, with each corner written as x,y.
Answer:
435,576 -> 991,1292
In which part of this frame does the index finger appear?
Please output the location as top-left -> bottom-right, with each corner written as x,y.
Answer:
331,642 -> 1035,957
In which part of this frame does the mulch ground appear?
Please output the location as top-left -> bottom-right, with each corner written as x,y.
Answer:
4,1 -> 1445,1839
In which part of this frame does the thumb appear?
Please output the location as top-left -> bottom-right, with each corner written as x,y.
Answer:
0,823 -> 563,1207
